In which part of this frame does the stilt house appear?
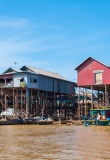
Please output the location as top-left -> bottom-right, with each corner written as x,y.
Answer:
75,57 -> 110,118
0,66 -> 77,118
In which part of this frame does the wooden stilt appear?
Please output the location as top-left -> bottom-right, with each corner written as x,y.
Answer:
105,85 -> 108,107
91,85 -> 93,109
26,88 -> 30,117
85,88 -> 87,116
21,89 -> 23,112
78,87 -> 80,119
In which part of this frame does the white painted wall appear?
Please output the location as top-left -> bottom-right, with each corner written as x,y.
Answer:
14,74 -> 27,87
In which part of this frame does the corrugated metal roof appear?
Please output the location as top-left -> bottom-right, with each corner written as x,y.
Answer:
11,68 -> 23,72
23,65 -> 67,80
3,68 -> 23,74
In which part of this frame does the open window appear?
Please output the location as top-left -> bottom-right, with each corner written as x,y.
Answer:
30,77 -> 37,83
33,78 -> 37,83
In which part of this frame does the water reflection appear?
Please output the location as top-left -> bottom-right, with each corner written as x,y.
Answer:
0,124 -> 110,160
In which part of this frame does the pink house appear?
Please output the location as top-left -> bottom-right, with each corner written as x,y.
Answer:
75,57 -> 110,117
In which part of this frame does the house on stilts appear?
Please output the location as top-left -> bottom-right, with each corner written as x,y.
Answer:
0,66 -> 77,119
75,57 -> 110,119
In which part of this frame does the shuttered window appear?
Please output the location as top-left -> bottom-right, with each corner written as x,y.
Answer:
95,73 -> 102,84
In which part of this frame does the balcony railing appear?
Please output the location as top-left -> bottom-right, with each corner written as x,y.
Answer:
0,82 -> 26,88
0,83 -> 13,88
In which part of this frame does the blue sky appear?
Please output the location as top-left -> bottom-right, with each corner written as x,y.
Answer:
0,0 -> 110,82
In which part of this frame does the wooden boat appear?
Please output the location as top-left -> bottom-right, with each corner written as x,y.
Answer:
38,117 -> 53,125
23,117 -> 38,124
60,119 -> 72,125
23,116 -> 41,124
0,108 -> 23,125
84,108 -> 110,126
0,118 -> 23,125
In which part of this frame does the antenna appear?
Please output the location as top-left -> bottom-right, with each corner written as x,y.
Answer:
14,62 -> 18,67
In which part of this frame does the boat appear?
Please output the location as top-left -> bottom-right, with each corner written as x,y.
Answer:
23,116 -> 41,124
37,117 -> 53,125
0,108 -> 23,125
0,118 -> 23,125
60,119 -> 72,125
84,108 -> 110,126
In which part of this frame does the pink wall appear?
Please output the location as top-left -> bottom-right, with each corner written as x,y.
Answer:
77,58 -> 110,86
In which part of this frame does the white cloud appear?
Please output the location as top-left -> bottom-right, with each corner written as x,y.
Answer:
1,16 -> 110,81
0,16 -> 70,57
0,16 -> 30,28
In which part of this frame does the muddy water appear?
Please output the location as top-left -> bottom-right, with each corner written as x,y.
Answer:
0,124 -> 110,160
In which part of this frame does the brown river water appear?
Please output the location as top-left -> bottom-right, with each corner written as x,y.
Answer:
0,123 -> 110,160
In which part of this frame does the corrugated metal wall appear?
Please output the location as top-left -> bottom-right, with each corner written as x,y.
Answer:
39,75 -> 75,94
27,74 -> 39,89
77,59 -> 110,86
14,73 -> 76,94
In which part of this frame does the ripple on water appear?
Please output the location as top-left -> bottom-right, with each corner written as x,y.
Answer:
0,125 -> 110,160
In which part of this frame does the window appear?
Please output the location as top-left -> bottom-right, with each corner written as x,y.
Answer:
34,78 -> 37,83
30,77 -> 37,83
95,73 -> 102,84
20,78 -> 24,82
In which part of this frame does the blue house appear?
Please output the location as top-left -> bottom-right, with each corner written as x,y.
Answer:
0,66 -> 77,118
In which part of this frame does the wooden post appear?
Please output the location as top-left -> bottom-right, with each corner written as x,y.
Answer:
1,83 -> 3,112
30,89 -> 33,115
41,98 -> 44,117
67,95 -> 69,119
78,87 -> 80,119
53,92 -> 56,114
45,92 -> 47,116
5,91 -> 7,110
105,85 -> 108,107
83,87 -> 84,116
37,90 -> 39,115
16,89 -> 18,111
98,88 -> 99,108
65,108 -> 66,120
103,91 -> 105,107
91,85 -> 93,109
12,77 -> 14,109
85,88 -> 87,116
26,88 -> 30,117
21,89 -> 23,112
